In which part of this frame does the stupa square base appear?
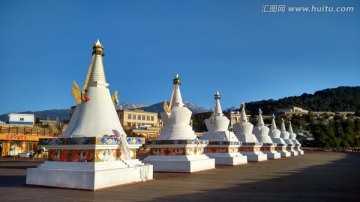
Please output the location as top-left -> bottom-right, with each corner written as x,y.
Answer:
143,155 -> 215,173
286,146 -> 299,156
263,151 -> 281,159
278,151 -> 291,157
206,153 -> 248,165
260,146 -> 281,159
240,152 -> 267,162
295,146 -> 304,155
26,161 -> 153,190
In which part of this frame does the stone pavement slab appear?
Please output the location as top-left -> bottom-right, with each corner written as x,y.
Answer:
0,151 -> 359,202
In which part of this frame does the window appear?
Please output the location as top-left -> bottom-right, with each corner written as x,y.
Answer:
151,116 -> 154,121
128,114 -> 132,119
147,116 -> 150,121
133,114 -> 136,119
138,115 -> 141,120
142,115 -> 145,120
20,118 -> 24,121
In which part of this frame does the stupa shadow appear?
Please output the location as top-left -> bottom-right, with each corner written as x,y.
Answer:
0,176 -> 26,187
138,152 -> 360,202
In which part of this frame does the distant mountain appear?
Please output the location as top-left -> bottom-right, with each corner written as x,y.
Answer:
2,86 -> 357,122
224,106 -> 238,112
244,86 -> 360,115
0,101 -> 208,122
115,103 -> 148,110
141,101 -> 209,114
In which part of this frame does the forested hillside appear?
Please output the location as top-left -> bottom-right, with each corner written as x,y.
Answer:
244,86 -> 360,115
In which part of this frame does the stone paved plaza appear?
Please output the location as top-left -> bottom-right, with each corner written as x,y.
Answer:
0,151 -> 359,201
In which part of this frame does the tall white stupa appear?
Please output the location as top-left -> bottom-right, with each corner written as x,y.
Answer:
288,121 -> 304,155
26,40 -> 153,190
143,75 -> 215,172
253,109 -> 281,159
201,92 -> 247,165
233,103 -> 267,162
268,115 -> 291,157
280,119 -> 298,156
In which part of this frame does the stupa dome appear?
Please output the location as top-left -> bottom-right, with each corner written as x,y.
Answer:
253,109 -> 272,144
233,103 -> 259,143
280,119 -> 291,139
204,91 -> 230,132
157,74 -> 196,140
202,91 -> 239,142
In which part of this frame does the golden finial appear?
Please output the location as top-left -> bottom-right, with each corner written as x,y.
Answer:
214,91 -> 220,100
173,74 -> 181,85
92,39 -> 104,56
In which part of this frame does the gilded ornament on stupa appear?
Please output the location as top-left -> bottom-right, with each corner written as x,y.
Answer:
173,74 -> 181,85
92,39 -> 104,56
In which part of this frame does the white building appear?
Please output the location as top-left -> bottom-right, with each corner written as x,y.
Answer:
9,113 -> 35,126
276,106 -> 309,115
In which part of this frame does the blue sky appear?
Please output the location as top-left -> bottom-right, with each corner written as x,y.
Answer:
0,0 -> 359,115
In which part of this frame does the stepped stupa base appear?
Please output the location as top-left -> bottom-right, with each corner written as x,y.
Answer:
260,145 -> 281,159
263,151 -> 281,159
278,151 -> 291,157
205,153 -> 247,165
286,146 -> 299,156
240,152 -> 268,162
26,161 -> 153,190
295,146 -> 304,155
239,145 -> 267,162
204,142 -> 247,165
143,155 -> 215,173
275,145 -> 291,157
144,139 -> 215,172
26,136 -> 153,190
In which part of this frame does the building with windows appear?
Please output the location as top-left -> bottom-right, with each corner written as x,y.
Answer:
227,111 -> 251,125
117,109 -> 161,139
0,123 -> 59,157
117,109 -> 160,129
8,113 -> 35,126
276,106 -> 309,116
0,113 -> 58,157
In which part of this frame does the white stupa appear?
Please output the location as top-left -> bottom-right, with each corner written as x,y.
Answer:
143,75 -> 215,172
288,121 -> 304,155
253,109 -> 281,159
201,92 -> 247,165
268,115 -> 291,157
26,40 -> 153,190
233,103 -> 267,162
280,118 -> 298,156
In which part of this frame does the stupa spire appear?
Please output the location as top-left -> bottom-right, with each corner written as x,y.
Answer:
170,74 -> 184,108
257,108 -> 265,126
86,39 -> 108,88
288,120 -> 294,133
271,114 -> 277,130
240,103 -> 247,123
281,118 -> 286,132
214,91 -> 223,116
